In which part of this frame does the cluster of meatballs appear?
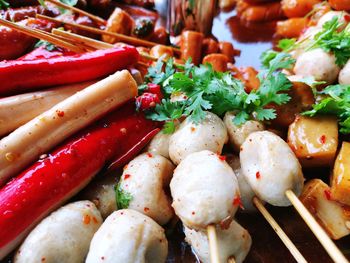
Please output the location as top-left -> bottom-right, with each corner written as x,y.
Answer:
13,104 -> 306,263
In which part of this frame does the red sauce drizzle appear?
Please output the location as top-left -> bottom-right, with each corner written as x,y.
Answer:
256,171 -> 261,179
324,189 -> 331,200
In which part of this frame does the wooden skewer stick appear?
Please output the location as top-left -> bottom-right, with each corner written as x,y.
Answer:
253,197 -> 307,263
44,0 -> 106,25
0,18 -> 85,53
207,225 -> 221,263
36,14 -> 181,54
285,190 -> 349,263
51,29 -> 184,67
228,257 -> 236,263
52,28 -> 111,50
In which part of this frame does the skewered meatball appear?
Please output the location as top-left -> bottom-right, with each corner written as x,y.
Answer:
294,48 -> 340,84
240,131 -> 304,206
339,59 -> 350,85
14,201 -> 102,263
118,153 -> 175,225
224,111 -> 265,152
226,154 -> 258,212
80,175 -> 117,219
170,150 -> 240,229
146,130 -> 171,158
184,220 -> 252,263
86,209 -> 168,263
169,112 -> 228,165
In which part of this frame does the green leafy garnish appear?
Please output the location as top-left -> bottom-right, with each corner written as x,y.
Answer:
143,53 -> 295,133
34,40 -> 57,51
306,16 -> 350,66
303,84 -> 350,134
278,38 -> 297,52
115,182 -> 133,209
0,0 -> 9,8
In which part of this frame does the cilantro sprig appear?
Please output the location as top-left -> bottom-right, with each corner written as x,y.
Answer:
115,182 -> 133,209
143,53 -> 295,133
303,85 -> 350,134
34,40 -> 57,51
0,0 -> 9,9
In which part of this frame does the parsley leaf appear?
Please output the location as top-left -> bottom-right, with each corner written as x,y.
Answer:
0,0 -> 9,9
143,54 -> 294,131
35,40 -> 57,51
278,38 -> 297,52
115,182 -> 133,209
303,84 -> 350,134
306,16 -> 350,66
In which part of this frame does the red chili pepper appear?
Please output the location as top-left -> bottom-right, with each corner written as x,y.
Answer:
0,102 -> 158,259
0,46 -> 139,96
146,83 -> 163,99
136,92 -> 161,110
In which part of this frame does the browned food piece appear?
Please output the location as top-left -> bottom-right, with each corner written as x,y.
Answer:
180,30 -> 204,65
237,0 -> 285,22
288,115 -> 338,168
149,45 -> 174,60
300,179 -> 350,240
218,41 -> 240,63
331,142 -> 350,206
329,0 -> 350,11
1,5 -> 60,22
230,66 -> 260,92
276,17 -> 308,38
202,54 -> 229,72
269,81 -> 315,128
281,0 -> 323,18
202,38 -> 219,55
102,7 -> 135,44
149,27 -> 169,45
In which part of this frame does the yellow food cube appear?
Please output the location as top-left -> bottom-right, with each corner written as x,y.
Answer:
300,179 -> 350,240
331,142 -> 350,206
287,115 -> 338,167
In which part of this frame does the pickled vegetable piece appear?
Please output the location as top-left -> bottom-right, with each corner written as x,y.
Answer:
300,179 -> 350,240
331,142 -> 350,205
288,115 -> 338,167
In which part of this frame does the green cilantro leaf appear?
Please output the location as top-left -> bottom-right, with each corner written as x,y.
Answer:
115,182 -> 133,209
0,0 -> 9,9
303,84 -> 350,134
143,54 -> 294,132
278,38 -> 297,52
34,40 -> 57,51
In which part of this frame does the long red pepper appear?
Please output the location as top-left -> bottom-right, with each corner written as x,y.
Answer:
0,102 -> 159,259
0,45 -> 139,96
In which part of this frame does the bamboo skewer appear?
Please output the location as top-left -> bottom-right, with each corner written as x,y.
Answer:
207,225 -> 221,263
253,197 -> 307,263
285,190 -> 349,263
228,258 -> 236,263
44,0 -> 106,25
0,18 -> 85,53
36,14 -> 181,54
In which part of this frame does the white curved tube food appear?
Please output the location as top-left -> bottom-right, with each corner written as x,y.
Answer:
293,48 -> 340,84
170,150 -> 240,229
118,153 -> 175,225
240,131 -> 304,206
224,111 -> 265,152
169,111 -> 228,165
14,201 -> 102,263
0,70 -> 137,186
86,209 -> 168,263
0,81 -> 95,137
184,220 -> 252,263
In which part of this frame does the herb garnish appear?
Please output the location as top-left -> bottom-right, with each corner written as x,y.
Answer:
115,182 -> 133,209
34,40 -> 57,51
143,53 -> 295,134
303,84 -> 350,134
0,0 -> 9,9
